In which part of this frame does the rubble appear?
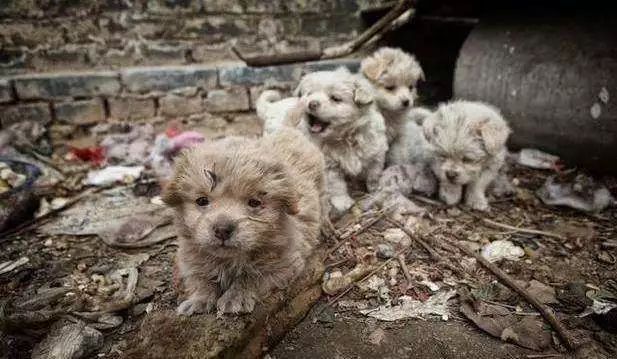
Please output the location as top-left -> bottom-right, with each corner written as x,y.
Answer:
537,174 -> 615,212
481,240 -> 525,263
360,290 -> 456,321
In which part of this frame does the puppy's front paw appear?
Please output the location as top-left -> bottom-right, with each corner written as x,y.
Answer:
176,294 -> 216,316
217,288 -> 257,314
439,184 -> 462,206
465,193 -> 490,212
330,195 -> 355,217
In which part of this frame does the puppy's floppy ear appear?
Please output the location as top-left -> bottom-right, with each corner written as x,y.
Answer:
161,150 -> 191,207
361,56 -> 384,81
353,78 -> 374,106
422,114 -> 438,142
476,117 -> 511,155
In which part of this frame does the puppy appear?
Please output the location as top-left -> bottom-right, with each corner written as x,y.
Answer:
256,89 -> 299,135
294,67 -> 388,218
422,100 -> 511,211
163,127 -> 325,315
360,47 -> 425,165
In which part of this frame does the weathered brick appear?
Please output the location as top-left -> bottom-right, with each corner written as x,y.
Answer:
0,23 -> 64,47
108,98 -> 156,120
303,58 -> 361,74
249,85 -> 294,109
159,94 -> 203,117
14,71 -> 120,100
122,66 -> 217,94
219,64 -> 301,87
146,0 -> 202,14
204,87 -> 249,113
0,79 -> 13,103
203,0 -> 243,13
54,99 -> 105,125
0,102 -> 51,127
141,41 -> 189,65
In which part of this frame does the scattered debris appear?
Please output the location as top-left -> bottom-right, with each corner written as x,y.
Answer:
515,148 -> 562,170
526,280 -> 558,305
31,320 -> 103,359
481,240 -> 525,263
376,243 -> 394,259
367,327 -> 386,346
360,290 -> 456,321
67,146 -> 106,166
383,228 -> 411,248
0,256 -> 29,275
36,197 -> 69,218
537,174 -> 615,212
322,264 -> 374,295
85,166 -> 144,186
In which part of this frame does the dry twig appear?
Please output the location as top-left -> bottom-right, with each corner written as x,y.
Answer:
327,210 -> 386,257
482,218 -> 565,240
454,241 -> 576,351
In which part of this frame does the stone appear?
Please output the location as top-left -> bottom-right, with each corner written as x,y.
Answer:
108,98 -> 156,120
141,41 -> 189,65
0,102 -> 51,127
14,71 -> 120,100
203,0 -> 243,13
146,0 -> 202,14
203,87 -> 249,113
376,243 -> 394,259
159,94 -> 203,117
219,64 -> 302,87
0,79 -> 13,103
121,66 -> 217,94
54,99 -> 105,125
303,58 -> 361,75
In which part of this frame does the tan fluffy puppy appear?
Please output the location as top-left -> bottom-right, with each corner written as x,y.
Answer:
360,47 -> 425,165
422,100 -> 511,211
163,127 -> 325,315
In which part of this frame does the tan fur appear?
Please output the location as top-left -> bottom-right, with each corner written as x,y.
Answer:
163,128 -> 325,315
422,100 -> 511,211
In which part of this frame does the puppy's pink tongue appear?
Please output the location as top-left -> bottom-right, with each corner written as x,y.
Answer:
310,123 -> 323,133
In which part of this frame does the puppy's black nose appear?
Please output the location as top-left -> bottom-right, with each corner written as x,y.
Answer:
446,171 -> 458,181
308,100 -> 320,110
401,99 -> 410,107
213,221 -> 236,242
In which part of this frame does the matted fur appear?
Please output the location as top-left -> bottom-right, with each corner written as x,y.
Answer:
293,67 -> 388,218
360,47 -> 425,166
422,100 -> 511,211
163,128 -> 325,315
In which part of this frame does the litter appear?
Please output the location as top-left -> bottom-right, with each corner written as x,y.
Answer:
322,263 -> 373,295
481,240 -> 525,263
100,124 -> 155,165
525,280 -> 558,305
67,146 -> 106,166
383,228 -> 411,248
537,174 -> 615,212
514,148 -> 562,170
0,256 -> 29,275
85,165 -> 144,186
360,289 -> 456,321
376,243 -> 394,259
31,320 -> 103,359
36,197 -> 69,218
0,161 -> 27,189
367,328 -> 386,346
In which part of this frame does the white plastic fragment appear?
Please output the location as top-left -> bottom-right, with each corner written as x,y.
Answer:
360,290 -> 456,321
516,148 -> 560,169
481,240 -> 525,263
86,166 -> 144,186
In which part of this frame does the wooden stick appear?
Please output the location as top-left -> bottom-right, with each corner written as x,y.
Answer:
482,218 -> 565,240
454,241 -> 576,351
397,253 -> 413,283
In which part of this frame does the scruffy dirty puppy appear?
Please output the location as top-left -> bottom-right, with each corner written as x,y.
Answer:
294,67 -> 388,218
422,100 -> 511,211
360,47 -> 425,165
163,128 -> 325,315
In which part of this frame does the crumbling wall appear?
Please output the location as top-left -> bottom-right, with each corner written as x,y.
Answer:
0,0 -> 370,75
0,0 -> 380,145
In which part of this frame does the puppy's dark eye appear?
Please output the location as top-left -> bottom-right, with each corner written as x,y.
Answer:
462,157 -> 475,164
330,94 -> 342,103
195,196 -> 209,206
248,198 -> 262,208
385,86 -> 396,91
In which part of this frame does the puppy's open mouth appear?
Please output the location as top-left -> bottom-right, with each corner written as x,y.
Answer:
307,114 -> 330,133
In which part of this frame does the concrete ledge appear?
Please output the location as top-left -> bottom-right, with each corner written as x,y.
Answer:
13,71 -> 121,100
121,66 -> 218,94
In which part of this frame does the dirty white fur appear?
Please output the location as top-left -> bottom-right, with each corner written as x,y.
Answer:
256,89 -> 299,135
360,47 -> 425,166
294,67 -> 388,218
422,100 -> 511,211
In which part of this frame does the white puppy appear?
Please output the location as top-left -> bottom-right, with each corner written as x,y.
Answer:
360,47 -> 425,165
422,100 -> 511,211
256,89 -> 299,135
294,67 -> 388,218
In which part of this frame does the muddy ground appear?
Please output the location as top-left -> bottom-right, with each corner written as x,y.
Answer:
1,120 -> 617,358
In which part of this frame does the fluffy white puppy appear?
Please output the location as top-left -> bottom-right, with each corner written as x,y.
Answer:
256,89 -> 299,135
360,47 -> 425,165
294,67 -> 388,218
422,100 -> 511,211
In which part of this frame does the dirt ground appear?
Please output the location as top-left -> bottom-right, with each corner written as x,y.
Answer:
1,125 -> 617,358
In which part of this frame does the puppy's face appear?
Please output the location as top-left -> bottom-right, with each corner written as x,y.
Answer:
361,47 -> 424,114
423,102 -> 510,186
163,142 -> 299,258
294,67 -> 373,138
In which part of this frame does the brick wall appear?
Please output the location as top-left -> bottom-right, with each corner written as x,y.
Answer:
0,0 -> 377,75
0,59 -> 360,145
